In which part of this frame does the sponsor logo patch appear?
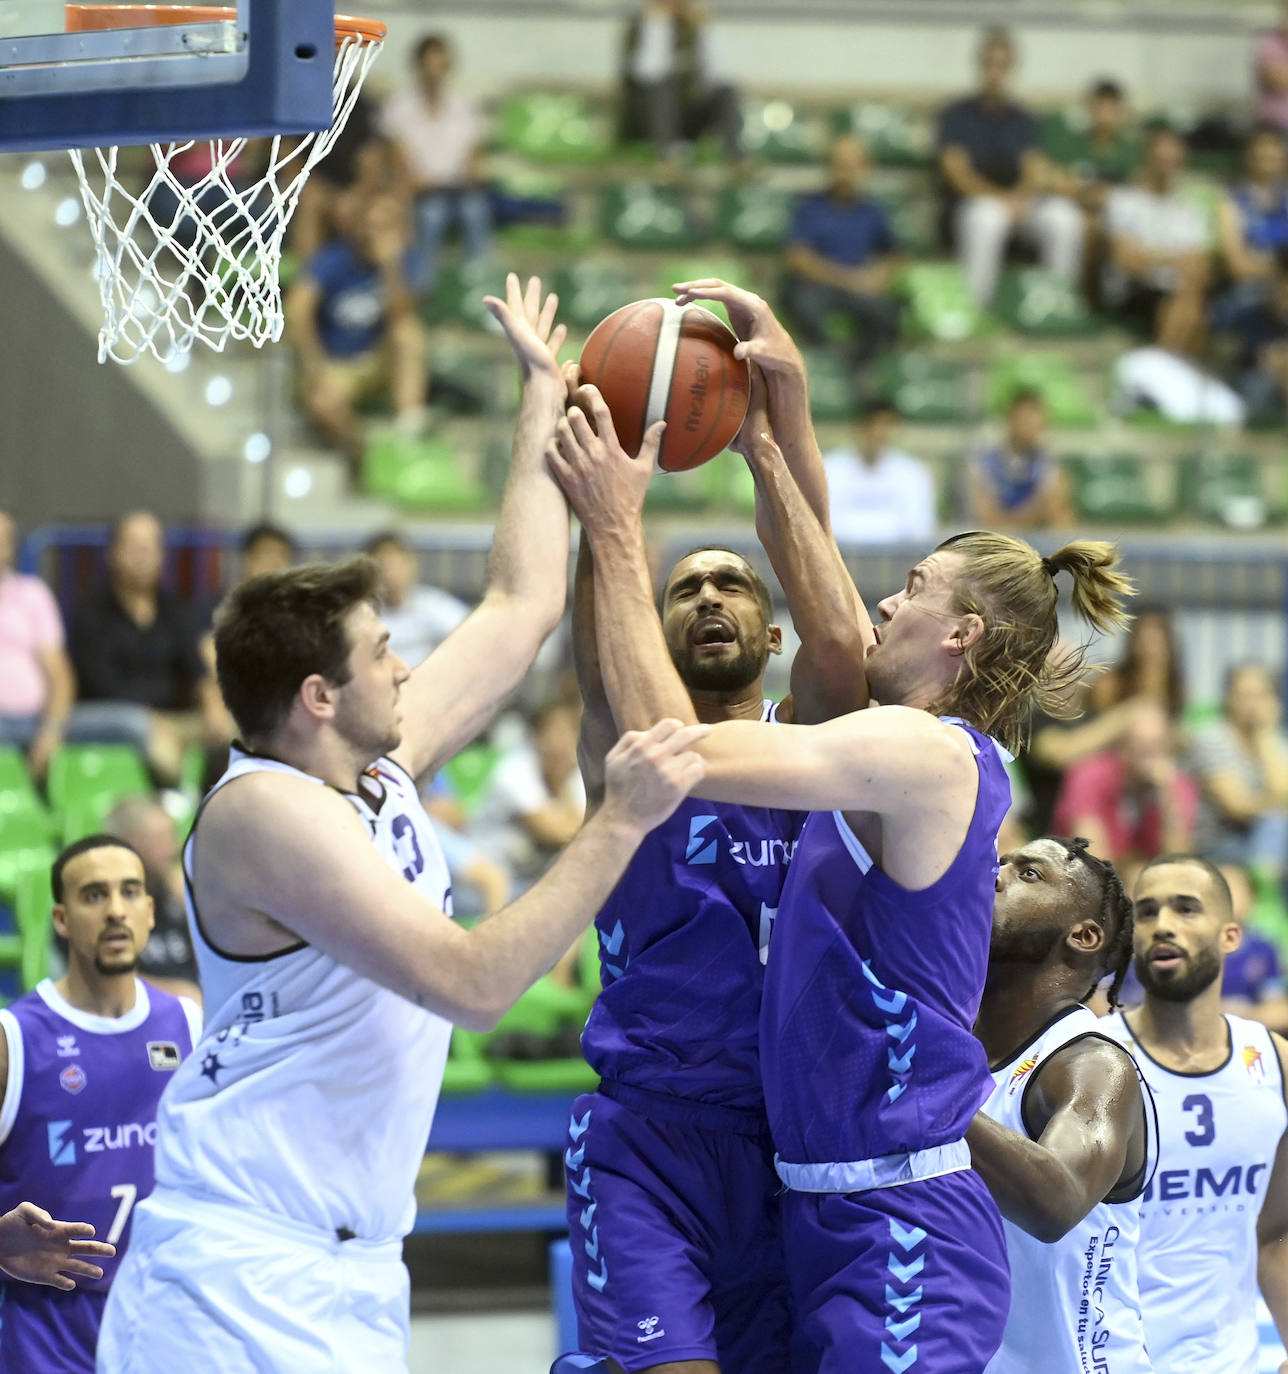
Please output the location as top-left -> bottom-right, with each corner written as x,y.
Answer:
59,1063 -> 87,1095
636,1316 -> 665,1344
47,1120 -> 76,1166
148,1041 -> 181,1071
55,1034 -> 79,1059
1242,1045 -> 1266,1084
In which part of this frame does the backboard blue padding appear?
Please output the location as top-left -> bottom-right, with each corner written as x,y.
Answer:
0,1 -> 336,152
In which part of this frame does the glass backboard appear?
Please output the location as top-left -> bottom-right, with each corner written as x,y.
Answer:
0,1 -> 336,151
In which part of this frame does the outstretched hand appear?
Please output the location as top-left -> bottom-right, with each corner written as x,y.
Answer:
546,384 -> 663,536
672,279 -> 804,376
482,273 -> 567,383
602,719 -> 709,834
0,1202 -> 115,1291
729,363 -> 783,467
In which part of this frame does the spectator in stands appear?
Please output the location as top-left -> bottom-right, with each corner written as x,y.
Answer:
1189,662 -> 1288,880
364,530 -> 469,668
821,399 -> 936,544
291,96 -> 393,265
238,522 -> 297,582
1086,605 -> 1185,719
964,388 -> 1074,530
1051,699 -> 1199,883
937,27 -> 1083,307
1219,862 -> 1288,1033
286,190 -> 428,476
781,135 -> 902,368
1103,126 -> 1210,356
67,512 -> 225,788
103,797 -> 200,1005
1217,126 -> 1288,295
1255,1 -> 1288,136
379,34 -> 491,293
1044,79 -> 1141,207
470,701 -> 586,886
1228,268 -> 1288,420
619,0 -> 741,163
0,509 -> 74,780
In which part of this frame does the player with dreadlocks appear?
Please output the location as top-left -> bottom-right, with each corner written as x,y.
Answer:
968,837 -> 1156,1374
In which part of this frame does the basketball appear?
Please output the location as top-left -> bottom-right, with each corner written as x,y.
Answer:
579,298 -> 751,472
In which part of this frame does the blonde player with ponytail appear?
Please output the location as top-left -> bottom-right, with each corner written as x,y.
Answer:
547,280 -> 1135,1373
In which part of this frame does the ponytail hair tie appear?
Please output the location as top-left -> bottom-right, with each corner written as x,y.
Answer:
1041,556 -> 1057,578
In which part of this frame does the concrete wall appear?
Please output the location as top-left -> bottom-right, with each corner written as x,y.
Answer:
0,233 -> 203,530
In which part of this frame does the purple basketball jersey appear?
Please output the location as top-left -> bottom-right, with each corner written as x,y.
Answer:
0,980 -> 196,1371
582,774 -> 806,1113
762,719 -> 1011,1166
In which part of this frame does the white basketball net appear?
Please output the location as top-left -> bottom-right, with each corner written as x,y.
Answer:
68,28 -> 384,366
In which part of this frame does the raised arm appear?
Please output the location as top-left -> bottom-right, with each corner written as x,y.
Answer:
205,720 -> 705,1031
392,274 -> 570,781
966,1038 -> 1145,1243
732,372 -> 869,723
572,537 -> 620,811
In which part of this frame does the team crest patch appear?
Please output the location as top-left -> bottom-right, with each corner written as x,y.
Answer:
1243,1045 -> 1267,1084
59,1063 -> 87,1095
147,1042 -> 181,1071
1007,1055 -> 1038,1094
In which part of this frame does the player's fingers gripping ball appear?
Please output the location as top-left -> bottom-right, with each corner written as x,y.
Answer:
579,298 -> 751,472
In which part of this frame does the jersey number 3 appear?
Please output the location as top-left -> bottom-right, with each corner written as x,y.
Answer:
1182,1093 -> 1215,1147
391,815 -> 425,884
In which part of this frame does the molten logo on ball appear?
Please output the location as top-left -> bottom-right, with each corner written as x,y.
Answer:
685,353 -> 711,434
579,298 -> 750,473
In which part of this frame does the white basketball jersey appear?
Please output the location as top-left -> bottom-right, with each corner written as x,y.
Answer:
983,1006 -> 1154,1374
154,748 -> 454,1243
1103,1010 -> 1288,1374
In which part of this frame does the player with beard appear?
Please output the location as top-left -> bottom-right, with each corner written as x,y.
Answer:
548,337 -> 1134,1368
559,540 -> 800,1374
968,837 -> 1153,1374
1104,854 -> 1288,1374
0,836 -> 200,1372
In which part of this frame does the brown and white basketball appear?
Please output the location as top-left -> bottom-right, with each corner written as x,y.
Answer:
579,298 -> 751,472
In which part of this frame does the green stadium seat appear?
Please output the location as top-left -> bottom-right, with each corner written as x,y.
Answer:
897,263 -> 988,342
47,745 -> 151,835
801,347 -> 858,421
879,190 -> 939,258
600,183 -> 707,250
441,1029 -> 494,1095
363,435 -> 490,515
986,356 -> 1098,429
644,465 -> 720,514
0,749 -> 56,848
832,104 -> 933,168
1064,454 -> 1177,525
1177,452 -> 1283,529
995,269 -> 1101,338
872,352 -> 978,424
740,98 -> 826,164
552,261 -> 636,330
716,183 -> 793,250
496,92 -> 611,165
13,865 -> 51,991
0,844 -> 54,912
484,975 -> 597,1094
425,259 -> 509,330
442,744 -> 501,816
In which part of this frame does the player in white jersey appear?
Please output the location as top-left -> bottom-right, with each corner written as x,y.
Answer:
1104,852 -> 1288,1374
968,837 -> 1154,1374
97,275 -> 709,1374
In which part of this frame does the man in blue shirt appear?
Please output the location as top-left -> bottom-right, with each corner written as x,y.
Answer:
938,27 -> 1083,306
781,134 -> 901,367
285,190 -> 427,477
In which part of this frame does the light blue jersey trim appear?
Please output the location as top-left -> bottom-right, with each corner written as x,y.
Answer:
774,1139 -> 972,1193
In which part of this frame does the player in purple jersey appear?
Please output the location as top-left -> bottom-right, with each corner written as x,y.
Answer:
562,489 -> 845,1370
0,835 -> 199,1373
550,281 -> 1135,1374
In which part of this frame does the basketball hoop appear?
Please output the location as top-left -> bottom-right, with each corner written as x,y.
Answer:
63,5 -> 387,366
